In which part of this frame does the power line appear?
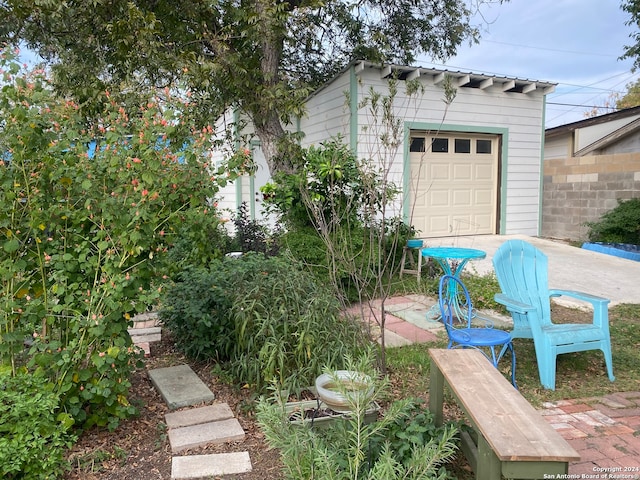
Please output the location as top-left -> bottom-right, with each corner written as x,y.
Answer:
549,71 -> 638,99
481,39 -> 618,58
547,101 -> 613,109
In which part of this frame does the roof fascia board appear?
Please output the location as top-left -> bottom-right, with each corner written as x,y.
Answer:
309,59 -> 557,101
546,105 -> 640,137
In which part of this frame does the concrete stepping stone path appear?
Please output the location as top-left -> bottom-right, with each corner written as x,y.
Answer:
168,417 -> 246,453
128,326 -> 162,343
171,452 -> 252,479
148,364 -> 216,409
128,311 -> 161,356
166,404 -> 245,454
165,404 -> 235,429
148,365 -> 253,477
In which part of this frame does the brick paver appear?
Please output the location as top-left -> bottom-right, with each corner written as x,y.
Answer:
541,394 -> 640,474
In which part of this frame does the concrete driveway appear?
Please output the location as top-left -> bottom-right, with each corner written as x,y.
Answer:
422,234 -> 640,308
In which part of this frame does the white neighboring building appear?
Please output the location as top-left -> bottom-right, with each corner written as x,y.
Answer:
215,60 -> 556,238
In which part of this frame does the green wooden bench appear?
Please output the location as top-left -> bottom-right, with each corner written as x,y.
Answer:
429,348 -> 580,480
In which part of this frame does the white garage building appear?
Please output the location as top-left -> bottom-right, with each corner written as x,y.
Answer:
217,60 -> 556,238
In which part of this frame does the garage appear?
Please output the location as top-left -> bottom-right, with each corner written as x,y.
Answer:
408,132 -> 500,238
221,61 -> 554,237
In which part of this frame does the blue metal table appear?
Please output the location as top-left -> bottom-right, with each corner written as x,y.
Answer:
421,247 -> 486,320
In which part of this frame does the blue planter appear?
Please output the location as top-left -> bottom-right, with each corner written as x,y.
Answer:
581,242 -> 640,262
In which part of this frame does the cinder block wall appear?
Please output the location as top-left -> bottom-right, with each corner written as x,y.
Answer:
542,153 -> 640,241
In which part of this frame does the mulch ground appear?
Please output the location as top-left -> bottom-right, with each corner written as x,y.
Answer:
64,332 -> 284,480
65,305 -> 588,479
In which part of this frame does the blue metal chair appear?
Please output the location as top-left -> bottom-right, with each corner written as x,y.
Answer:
492,239 -> 615,390
438,275 -> 517,387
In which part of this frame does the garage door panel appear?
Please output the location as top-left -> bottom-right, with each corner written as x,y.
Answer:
475,164 -> 493,180
428,189 -> 451,207
429,216 -> 450,233
450,216 -> 477,235
409,132 -> 498,238
452,189 -> 472,206
452,164 -> 472,180
430,163 -> 450,180
474,189 -> 493,205
474,214 -> 492,230
413,195 -> 428,209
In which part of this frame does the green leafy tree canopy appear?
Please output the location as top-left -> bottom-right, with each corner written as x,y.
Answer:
617,77 -> 640,109
622,0 -> 640,70
1,0 -> 502,175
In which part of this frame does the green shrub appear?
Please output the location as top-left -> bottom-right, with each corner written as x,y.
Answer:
280,226 -> 329,278
163,210 -> 233,275
159,266 -> 236,361
585,198 -> 640,244
29,336 -> 143,431
370,398 -> 459,474
280,224 -> 368,301
261,139 -> 370,229
0,49 -> 241,429
230,202 -> 280,255
282,220 -> 413,304
161,254 -> 368,393
0,370 -> 76,479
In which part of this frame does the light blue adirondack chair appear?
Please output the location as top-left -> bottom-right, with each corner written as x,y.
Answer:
439,275 -> 517,387
492,239 -> 615,390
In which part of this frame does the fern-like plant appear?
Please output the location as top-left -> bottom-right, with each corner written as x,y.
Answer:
256,352 -> 459,480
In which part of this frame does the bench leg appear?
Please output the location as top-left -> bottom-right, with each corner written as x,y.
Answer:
429,364 -> 445,427
476,434 -> 501,480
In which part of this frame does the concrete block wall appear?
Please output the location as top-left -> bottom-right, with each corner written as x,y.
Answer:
541,152 -> 640,241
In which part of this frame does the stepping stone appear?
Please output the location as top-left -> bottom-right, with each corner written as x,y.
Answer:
148,364 -> 215,409
165,404 -> 235,429
131,311 -> 160,329
128,326 -> 162,343
168,418 -> 245,453
136,342 -> 151,357
171,452 -> 252,479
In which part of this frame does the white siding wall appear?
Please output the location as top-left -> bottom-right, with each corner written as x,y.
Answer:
210,110 -> 272,225
543,135 -> 570,160
298,73 -> 351,145
352,68 -> 547,236
211,109 -> 239,220
352,72 -> 410,218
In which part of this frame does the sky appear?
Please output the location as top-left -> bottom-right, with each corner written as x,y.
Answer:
417,0 -> 639,128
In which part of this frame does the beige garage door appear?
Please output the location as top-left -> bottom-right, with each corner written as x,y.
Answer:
408,132 -> 499,238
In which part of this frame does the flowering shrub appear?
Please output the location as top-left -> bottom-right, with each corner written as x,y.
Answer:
0,47 -> 237,429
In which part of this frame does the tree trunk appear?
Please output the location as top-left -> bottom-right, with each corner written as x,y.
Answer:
249,0 -> 293,177
253,111 -> 289,176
